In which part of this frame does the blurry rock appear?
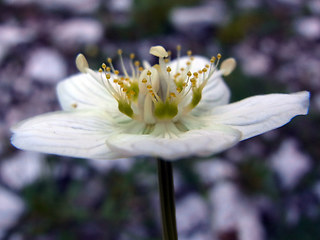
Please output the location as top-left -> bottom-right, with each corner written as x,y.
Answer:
195,158 -> 236,185
1,151 -> 45,190
40,0 -> 100,13
295,17 -> 320,40
24,48 -> 67,83
308,0 -> 320,15
241,53 -> 271,77
313,93 -> 320,111
176,193 -> 208,235
4,0 -> 100,14
234,40 -> 271,77
237,203 -> 265,240
88,158 -> 133,173
236,0 -> 261,9
209,182 -> 239,233
108,0 -> 132,12
275,0 -> 303,6
51,19 -> 103,50
270,139 -> 311,189
313,181 -> 320,200
0,24 -> 36,46
209,182 -> 264,240
0,24 -> 36,63
0,187 -> 25,237
179,232 -> 213,240
170,2 -> 227,33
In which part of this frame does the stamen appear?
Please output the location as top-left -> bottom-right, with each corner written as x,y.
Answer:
76,53 -> 89,73
118,48 -> 129,78
220,58 -> 237,76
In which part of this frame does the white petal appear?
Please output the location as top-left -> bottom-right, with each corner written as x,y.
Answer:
11,110 -> 119,159
106,124 -> 241,160
56,73 -> 117,112
211,91 -> 310,140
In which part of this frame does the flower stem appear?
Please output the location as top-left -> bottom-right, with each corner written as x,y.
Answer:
157,158 -> 178,240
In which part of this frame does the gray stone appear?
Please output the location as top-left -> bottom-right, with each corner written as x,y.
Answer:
270,139 -> 311,189
24,48 -> 67,83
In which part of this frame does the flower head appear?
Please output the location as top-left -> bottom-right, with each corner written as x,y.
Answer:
11,46 -> 309,160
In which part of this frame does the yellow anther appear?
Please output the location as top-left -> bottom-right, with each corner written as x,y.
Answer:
180,68 -> 185,72
134,60 -> 140,66
125,77 -> 130,81
142,78 -> 147,83
102,63 -> 107,69
99,68 -> 103,73
186,61 -> 191,66
118,81 -> 124,86
210,56 -> 216,63
106,67 -> 111,72
164,59 -> 169,63
139,67 -> 144,72
130,90 -> 135,95
147,85 -> 152,89
106,73 -> 111,79
190,56 -> 194,61
123,88 -> 128,92
187,71 -> 192,77
147,70 -> 152,76
202,68 -> 207,72
167,50 -> 172,56
198,70 -> 203,74
120,76 -> 125,80
176,87 -> 182,92
118,49 -> 123,55
114,70 -> 120,75
217,53 -> 222,59
71,103 -> 78,108
177,45 -> 181,51
149,90 -> 153,93
187,50 -> 192,56
170,92 -> 176,97
205,64 -> 210,68
182,83 -> 187,87
167,66 -> 171,72
113,79 -> 118,83
107,58 -> 112,63
130,53 -> 135,59
193,72 -> 198,77
190,78 -> 196,83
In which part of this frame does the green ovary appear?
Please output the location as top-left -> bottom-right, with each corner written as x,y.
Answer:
189,87 -> 202,109
118,101 -> 134,118
154,101 -> 178,120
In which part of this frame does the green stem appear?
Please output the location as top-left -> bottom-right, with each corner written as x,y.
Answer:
157,158 -> 178,240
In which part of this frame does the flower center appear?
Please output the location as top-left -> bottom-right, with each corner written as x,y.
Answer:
75,45 -> 236,125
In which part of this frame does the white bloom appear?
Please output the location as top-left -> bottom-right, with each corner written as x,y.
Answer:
11,46 -> 310,160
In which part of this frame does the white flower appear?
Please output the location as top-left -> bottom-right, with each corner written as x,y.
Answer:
11,46 -> 310,160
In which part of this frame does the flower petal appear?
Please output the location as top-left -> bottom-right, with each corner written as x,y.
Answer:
11,110 -> 119,159
56,73 -> 117,112
210,91 -> 310,140
106,124 -> 241,160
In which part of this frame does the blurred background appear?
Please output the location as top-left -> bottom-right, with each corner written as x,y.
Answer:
0,0 -> 319,239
